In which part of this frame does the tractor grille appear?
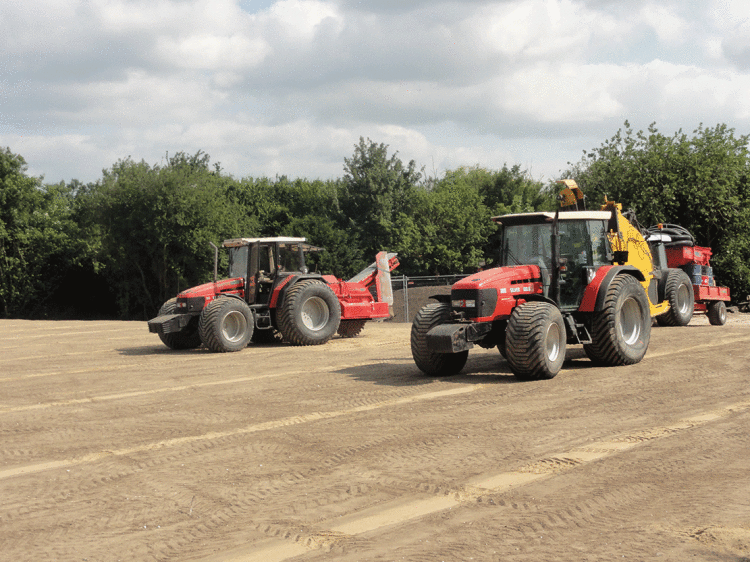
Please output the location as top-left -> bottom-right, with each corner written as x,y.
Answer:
177,296 -> 206,313
451,288 -> 497,319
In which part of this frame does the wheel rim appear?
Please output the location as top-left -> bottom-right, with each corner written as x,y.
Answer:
618,296 -> 642,345
719,304 -> 727,322
301,296 -> 329,331
545,322 -> 561,362
221,310 -> 248,342
676,283 -> 691,314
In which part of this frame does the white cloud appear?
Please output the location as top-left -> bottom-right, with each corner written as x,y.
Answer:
639,3 -> 691,44
1,0 -> 749,185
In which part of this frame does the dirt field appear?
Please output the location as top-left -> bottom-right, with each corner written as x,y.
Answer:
2,313 -> 750,562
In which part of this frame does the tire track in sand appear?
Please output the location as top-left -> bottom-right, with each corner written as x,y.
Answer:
197,399 -> 750,562
0,385 -> 479,480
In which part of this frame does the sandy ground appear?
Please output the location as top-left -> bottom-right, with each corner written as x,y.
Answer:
1,313 -> 750,562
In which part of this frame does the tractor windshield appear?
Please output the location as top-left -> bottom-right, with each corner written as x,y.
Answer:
501,219 -> 610,270
501,223 -> 553,270
228,246 -> 249,278
277,243 -> 303,272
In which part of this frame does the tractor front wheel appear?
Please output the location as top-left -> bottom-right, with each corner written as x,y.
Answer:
156,299 -> 202,350
410,302 -> 468,376
277,280 -> 341,345
707,300 -> 727,326
584,274 -> 651,366
199,297 -> 254,352
506,302 -> 566,381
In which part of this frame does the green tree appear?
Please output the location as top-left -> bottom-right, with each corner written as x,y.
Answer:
411,170 -> 491,274
87,151 -> 258,319
565,122 -> 750,298
341,137 -> 423,267
0,148 -> 92,317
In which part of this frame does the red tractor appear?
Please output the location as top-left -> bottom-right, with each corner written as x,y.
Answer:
411,181 -> 672,381
148,237 -> 398,352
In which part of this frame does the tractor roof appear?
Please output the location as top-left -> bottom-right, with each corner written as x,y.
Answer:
222,237 -> 319,250
492,210 -> 612,227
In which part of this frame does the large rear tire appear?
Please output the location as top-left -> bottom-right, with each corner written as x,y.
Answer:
156,299 -> 202,350
655,269 -> 694,326
277,280 -> 341,345
584,274 -> 651,366
410,302 -> 468,376
199,297 -> 254,352
506,302 -> 566,381
707,300 -> 727,326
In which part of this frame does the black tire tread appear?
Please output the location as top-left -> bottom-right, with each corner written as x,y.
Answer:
707,300 -> 727,326
338,319 -> 367,338
157,299 -> 202,350
506,302 -> 564,381
410,303 -> 468,376
199,297 -> 253,352
655,269 -> 694,326
276,280 -> 341,346
583,275 -> 650,366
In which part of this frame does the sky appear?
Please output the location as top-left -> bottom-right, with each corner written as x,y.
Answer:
2,0 -> 750,184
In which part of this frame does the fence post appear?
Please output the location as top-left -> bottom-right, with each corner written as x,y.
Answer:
403,275 -> 409,323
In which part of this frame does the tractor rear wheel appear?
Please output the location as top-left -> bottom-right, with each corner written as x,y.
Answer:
199,297 -> 254,352
338,319 -> 367,338
411,302 -> 468,376
707,300 -> 727,325
156,299 -> 202,350
656,269 -> 694,326
277,280 -> 341,345
506,302 -> 566,381
584,274 -> 651,366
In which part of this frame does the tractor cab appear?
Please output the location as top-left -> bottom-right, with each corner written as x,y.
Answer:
222,237 -> 323,305
496,211 -> 612,309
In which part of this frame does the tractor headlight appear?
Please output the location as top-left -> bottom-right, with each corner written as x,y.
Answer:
452,299 -> 476,308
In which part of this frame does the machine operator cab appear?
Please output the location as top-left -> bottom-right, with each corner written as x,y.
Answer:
494,211 -> 613,310
223,237 -> 323,304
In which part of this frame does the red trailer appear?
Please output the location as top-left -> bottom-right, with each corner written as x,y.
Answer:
649,225 -> 730,325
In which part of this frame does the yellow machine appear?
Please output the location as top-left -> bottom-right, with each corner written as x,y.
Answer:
600,197 -> 670,317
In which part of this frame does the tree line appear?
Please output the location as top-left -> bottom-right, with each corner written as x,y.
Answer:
2,124 -> 749,320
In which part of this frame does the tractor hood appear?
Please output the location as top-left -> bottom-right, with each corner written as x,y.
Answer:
450,265 -> 544,321
453,265 -> 542,291
177,277 -> 245,299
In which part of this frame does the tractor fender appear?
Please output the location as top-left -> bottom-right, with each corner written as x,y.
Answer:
430,294 -> 451,303
269,274 -> 326,309
579,265 -> 646,313
516,293 -> 558,307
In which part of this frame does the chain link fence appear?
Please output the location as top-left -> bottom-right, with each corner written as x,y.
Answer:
390,274 -> 466,323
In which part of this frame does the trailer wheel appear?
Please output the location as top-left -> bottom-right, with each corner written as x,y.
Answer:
277,280 -> 341,345
411,302 -> 468,376
156,299 -> 202,350
707,300 -> 727,326
199,297 -> 254,352
584,274 -> 651,366
506,302 -> 566,381
338,319 -> 367,338
656,269 -> 694,326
